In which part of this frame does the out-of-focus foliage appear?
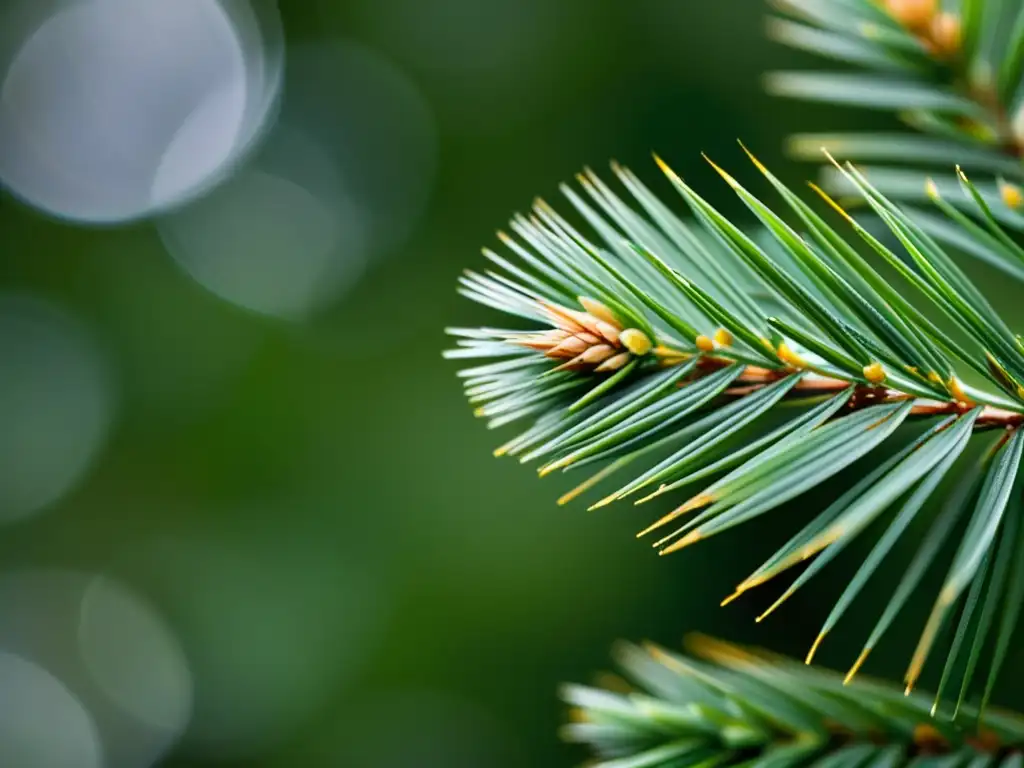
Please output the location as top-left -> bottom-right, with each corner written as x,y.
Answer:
769,0 -> 1024,276
565,635 -> 1024,768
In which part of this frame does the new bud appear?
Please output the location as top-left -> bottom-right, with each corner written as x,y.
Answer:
885,0 -> 936,31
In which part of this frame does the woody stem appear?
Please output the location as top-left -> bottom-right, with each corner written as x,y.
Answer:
670,354 -> 1024,430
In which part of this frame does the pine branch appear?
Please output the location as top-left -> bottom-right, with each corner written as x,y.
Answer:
446,151 -> 1024,709
767,0 -> 1024,277
562,635 -> 1024,768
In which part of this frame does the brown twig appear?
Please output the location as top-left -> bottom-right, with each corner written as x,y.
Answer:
675,354 -> 1024,431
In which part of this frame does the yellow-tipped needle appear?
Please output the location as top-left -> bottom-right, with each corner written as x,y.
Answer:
808,182 -> 856,225
659,530 -> 702,555
805,633 -> 826,665
739,141 -> 770,175
636,493 -> 715,538
844,648 -> 871,685
557,462 -> 623,506
634,485 -> 669,506
538,456 -> 573,477
703,153 -> 742,190
755,587 -> 800,624
588,493 -> 620,511
720,589 -> 744,607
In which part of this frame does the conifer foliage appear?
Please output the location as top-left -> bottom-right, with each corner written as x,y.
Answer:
769,0 -> 1024,278
563,636 -> 1024,768
445,0 -> 1024,759
447,148 -> 1024,704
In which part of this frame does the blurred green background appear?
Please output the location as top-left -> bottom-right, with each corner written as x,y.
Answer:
0,0 -> 1023,766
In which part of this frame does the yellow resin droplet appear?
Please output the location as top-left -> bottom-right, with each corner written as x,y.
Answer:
863,362 -> 886,385
695,335 -> 715,353
949,376 -> 974,405
620,328 -> 653,356
1000,180 -> 1024,210
777,343 -> 806,369
713,328 -> 733,347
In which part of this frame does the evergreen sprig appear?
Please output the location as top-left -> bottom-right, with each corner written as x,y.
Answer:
768,0 -> 1024,277
563,635 -> 1024,768
445,151 -> 1024,708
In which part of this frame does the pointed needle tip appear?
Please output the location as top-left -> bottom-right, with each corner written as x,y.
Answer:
720,590 -> 743,607
653,153 -> 678,179
805,633 -> 825,665
557,489 -> 581,506
540,457 -> 573,477
844,648 -> 870,685
659,531 -> 702,556
702,154 -> 739,188
636,519 -> 666,538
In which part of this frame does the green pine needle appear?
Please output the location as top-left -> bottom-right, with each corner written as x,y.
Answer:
768,0 -> 1024,277
562,635 -> 1024,768
446,151 -> 1024,711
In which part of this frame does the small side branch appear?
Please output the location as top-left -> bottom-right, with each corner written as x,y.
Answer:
679,355 -> 1024,431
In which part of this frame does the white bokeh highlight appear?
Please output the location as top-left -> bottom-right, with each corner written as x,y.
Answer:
0,295 -> 113,522
158,40 -> 437,319
0,0 -> 283,223
79,577 -> 193,738
159,126 -> 367,319
281,42 -> 437,254
0,650 -> 104,768
0,569 -> 193,767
